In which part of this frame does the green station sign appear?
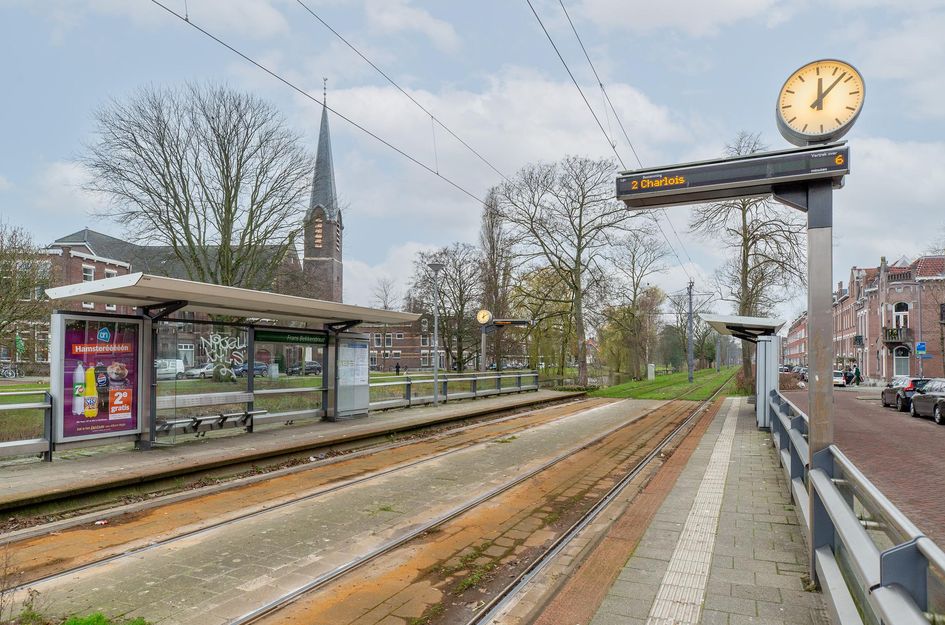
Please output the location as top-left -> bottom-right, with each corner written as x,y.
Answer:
254,329 -> 327,345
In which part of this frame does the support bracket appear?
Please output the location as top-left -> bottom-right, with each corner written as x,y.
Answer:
325,320 -> 361,334
140,300 -> 188,321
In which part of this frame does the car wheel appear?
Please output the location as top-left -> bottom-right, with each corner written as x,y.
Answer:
881,393 -> 888,407
897,396 -> 904,412
935,405 -> 944,426
200,372 -> 206,379
910,400 -> 919,418
176,372 -> 184,380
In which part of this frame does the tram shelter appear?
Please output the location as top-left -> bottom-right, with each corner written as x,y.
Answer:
45,272 -> 418,451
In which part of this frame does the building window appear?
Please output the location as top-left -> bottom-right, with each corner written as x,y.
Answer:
385,334 -> 393,347
335,225 -> 341,253
34,331 -> 49,363
370,351 -> 378,367
395,332 -> 404,340
82,265 -> 95,309
104,269 -> 118,310
383,350 -> 390,358
373,333 -> 382,347
421,318 -> 429,332
392,350 -> 401,359
893,346 -> 910,376
893,302 -> 909,328
313,218 -> 323,247
421,334 -> 430,347
178,343 -> 195,367
421,350 -> 429,367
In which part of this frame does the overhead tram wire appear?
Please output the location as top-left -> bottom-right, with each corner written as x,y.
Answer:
149,0 -> 487,208
526,0 -> 692,281
293,0 -> 510,182
553,0 -> 697,275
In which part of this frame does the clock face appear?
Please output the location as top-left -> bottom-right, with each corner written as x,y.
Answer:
777,59 -> 864,146
477,309 -> 493,325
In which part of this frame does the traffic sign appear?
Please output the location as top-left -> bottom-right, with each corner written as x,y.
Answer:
920,354 -> 933,360
916,342 -> 927,355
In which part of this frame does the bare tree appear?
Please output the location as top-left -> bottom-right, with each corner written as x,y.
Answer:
689,132 -> 806,380
372,276 -> 400,311
498,156 -> 637,385
84,84 -> 312,291
0,224 -> 53,359
479,187 -> 515,368
409,243 -> 483,372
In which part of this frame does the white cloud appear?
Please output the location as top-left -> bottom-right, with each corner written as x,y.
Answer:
575,0 -> 790,36
0,174 -> 11,191
363,0 -> 460,52
344,240 -> 438,306
32,161 -> 103,217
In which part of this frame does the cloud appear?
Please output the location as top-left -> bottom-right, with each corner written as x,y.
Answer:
575,0 -> 790,36
31,161 -> 102,216
363,0 -> 460,52
344,240 -> 438,306
0,175 -> 11,191
26,0 -> 289,42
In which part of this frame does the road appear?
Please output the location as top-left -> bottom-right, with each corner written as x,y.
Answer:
784,387 -> 945,544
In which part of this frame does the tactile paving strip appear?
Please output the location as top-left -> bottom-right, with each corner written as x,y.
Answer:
645,398 -> 740,625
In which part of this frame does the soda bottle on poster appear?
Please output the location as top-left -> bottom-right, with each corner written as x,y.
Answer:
72,361 -> 85,416
95,362 -> 109,411
83,365 -> 98,418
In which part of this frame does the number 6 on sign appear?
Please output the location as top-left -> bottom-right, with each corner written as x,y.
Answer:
109,389 -> 133,419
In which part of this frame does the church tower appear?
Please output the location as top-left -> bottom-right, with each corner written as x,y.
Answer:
303,87 -> 343,302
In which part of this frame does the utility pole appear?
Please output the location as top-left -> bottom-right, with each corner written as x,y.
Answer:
687,280 -> 694,383
716,333 -> 721,372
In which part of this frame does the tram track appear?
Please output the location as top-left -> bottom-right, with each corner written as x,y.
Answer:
2,397 -> 622,590
231,394 -> 725,625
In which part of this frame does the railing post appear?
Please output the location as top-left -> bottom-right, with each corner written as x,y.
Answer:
496,374 -> 501,392
405,377 -> 412,407
43,390 -> 54,462
472,376 -> 478,398
810,448 -> 837,584
517,373 -> 522,391
790,415 -> 806,482
880,538 -> 929,612
441,378 -> 448,402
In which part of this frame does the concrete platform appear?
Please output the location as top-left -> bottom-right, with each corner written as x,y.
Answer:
591,396 -> 831,625
0,389 -> 580,512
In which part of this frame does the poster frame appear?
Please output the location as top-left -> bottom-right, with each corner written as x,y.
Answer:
50,312 -> 145,443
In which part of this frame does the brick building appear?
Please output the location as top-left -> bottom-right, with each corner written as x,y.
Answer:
785,312 -> 807,367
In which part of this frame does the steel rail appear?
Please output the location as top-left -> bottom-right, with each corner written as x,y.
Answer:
5,397 -> 601,591
465,378 -> 729,625
228,401 -> 698,625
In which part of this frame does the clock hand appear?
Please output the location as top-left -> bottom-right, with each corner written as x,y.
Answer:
811,72 -> 847,109
812,77 -> 824,110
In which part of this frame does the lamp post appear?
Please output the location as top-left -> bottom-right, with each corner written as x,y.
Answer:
428,261 -> 445,406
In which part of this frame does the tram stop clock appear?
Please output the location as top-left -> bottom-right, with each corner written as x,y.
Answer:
777,59 -> 865,147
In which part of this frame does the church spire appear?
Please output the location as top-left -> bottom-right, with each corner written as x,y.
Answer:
309,79 -> 338,221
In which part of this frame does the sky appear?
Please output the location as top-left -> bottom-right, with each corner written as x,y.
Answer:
1,0 -> 943,322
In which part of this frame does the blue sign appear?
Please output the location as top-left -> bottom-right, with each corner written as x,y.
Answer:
920,354 -> 933,360
97,327 -> 111,343
916,341 -> 927,355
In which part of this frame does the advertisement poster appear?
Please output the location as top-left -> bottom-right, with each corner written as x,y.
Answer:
61,317 -> 141,440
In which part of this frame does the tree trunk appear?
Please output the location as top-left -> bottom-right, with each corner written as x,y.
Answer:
740,205 -> 753,382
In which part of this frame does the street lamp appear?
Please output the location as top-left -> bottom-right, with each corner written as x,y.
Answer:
428,261 -> 445,405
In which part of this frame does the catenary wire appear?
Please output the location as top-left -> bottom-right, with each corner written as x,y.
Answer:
552,0 -> 695,279
293,0 -> 510,182
149,0 -> 487,207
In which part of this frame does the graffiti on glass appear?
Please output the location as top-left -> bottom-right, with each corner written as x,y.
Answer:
200,334 -> 246,380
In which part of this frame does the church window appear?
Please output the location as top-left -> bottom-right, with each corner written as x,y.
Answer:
335,225 -> 341,253
313,218 -> 323,247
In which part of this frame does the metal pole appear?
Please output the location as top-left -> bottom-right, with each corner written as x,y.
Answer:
430,265 -> 442,406
716,333 -> 721,372
480,325 -> 487,372
687,280 -> 694,383
806,179 -> 834,578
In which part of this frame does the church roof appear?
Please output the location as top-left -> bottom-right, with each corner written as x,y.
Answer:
309,103 -> 339,221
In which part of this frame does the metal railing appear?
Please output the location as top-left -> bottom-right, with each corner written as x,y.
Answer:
0,390 -> 54,461
768,390 -> 945,625
369,371 -> 539,411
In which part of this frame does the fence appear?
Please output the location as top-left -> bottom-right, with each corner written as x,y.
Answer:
0,371 -> 540,461
768,390 -> 945,625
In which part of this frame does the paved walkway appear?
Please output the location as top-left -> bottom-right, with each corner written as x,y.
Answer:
591,397 -> 830,625
0,389 -> 579,510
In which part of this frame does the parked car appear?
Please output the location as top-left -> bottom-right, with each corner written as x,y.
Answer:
795,367 -> 808,382
832,370 -> 847,387
288,361 -> 322,376
909,378 -> 945,424
779,365 -> 792,373
881,376 -> 930,412
155,359 -> 185,380
234,361 -> 268,377
185,363 -> 216,379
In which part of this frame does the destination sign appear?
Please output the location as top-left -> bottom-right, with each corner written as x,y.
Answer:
254,329 -> 327,345
617,143 -> 849,209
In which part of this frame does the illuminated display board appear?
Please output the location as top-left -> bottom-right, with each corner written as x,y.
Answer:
617,143 -> 849,208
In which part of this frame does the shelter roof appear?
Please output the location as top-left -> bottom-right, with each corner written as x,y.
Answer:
700,314 -> 785,343
46,272 -> 418,326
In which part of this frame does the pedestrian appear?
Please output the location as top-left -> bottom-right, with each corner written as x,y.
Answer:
395,362 -> 400,376
853,364 -> 861,386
